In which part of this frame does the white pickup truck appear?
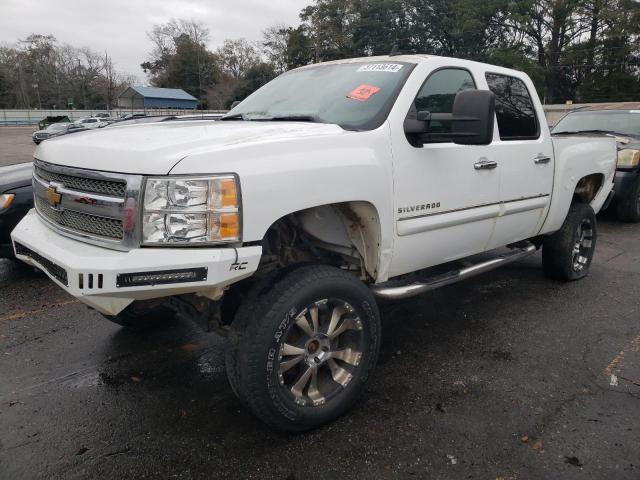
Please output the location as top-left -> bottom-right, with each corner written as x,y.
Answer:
11,55 -> 616,431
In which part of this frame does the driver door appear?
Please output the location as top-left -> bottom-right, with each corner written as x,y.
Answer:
389,66 -> 500,277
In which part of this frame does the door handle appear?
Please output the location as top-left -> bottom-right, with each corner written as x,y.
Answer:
534,155 -> 551,164
474,160 -> 498,170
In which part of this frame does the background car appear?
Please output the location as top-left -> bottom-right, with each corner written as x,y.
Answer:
0,162 -> 33,258
49,123 -> 90,138
32,122 -> 88,144
552,108 -> 640,221
107,115 -> 175,126
119,113 -> 148,120
173,113 -> 224,121
73,117 -> 109,129
37,115 -> 71,130
32,122 -> 71,144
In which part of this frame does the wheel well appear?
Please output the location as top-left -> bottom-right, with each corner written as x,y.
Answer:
257,202 -> 382,281
573,173 -> 604,204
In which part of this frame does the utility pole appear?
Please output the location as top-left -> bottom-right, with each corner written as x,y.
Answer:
78,59 -> 86,109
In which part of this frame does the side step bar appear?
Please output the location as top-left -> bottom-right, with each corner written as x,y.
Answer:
371,244 -> 537,300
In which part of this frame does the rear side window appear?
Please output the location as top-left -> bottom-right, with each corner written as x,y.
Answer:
485,73 -> 539,140
413,68 -> 476,140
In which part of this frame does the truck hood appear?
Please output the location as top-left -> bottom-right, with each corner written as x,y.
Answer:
34,120 -> 347,175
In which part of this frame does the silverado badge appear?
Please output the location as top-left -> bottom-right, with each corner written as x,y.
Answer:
45,186 -> 62,207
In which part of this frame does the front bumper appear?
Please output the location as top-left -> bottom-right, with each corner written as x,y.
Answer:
11,210 -> 262,315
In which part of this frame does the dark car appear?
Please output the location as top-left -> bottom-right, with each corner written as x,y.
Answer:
37,115 -> 71,130
552,109 -> 640,222
0,162 -> 33,258
33,122 -> 88,144
32,122 -> 71,144
49,123 -> 90,138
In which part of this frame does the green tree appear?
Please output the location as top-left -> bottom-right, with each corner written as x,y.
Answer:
142,20 -> 222,107
229,62 -> 277,106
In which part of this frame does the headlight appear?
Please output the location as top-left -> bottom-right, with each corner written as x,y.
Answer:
617,149 -> 640,168
0,193 -> 15,210
142,176 -> 241,245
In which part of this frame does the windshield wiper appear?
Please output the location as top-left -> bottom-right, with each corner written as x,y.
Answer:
267,115 -> 318,123
219,113 -> 247,121
219,113 -> 319,122
552,129 -> 619,136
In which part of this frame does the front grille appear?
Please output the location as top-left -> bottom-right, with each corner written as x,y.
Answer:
35,196 -> 124,239
35,165 -> 126,197
14,242 -> 68,286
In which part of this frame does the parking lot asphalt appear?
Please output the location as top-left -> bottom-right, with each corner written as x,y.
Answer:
0,128 -> 639,479
0,127 -> 36,167
0,218 -> 638,479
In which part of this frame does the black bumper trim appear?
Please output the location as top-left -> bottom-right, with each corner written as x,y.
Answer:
13,242 -> 69,286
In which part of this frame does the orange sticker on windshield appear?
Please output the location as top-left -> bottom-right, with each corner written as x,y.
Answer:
347,84 -> 381,101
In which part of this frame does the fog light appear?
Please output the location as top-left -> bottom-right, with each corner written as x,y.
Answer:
116,268 -> 208,287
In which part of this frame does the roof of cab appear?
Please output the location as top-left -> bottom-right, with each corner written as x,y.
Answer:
295,54 -> 527,78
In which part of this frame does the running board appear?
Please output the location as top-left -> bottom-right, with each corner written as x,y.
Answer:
371,244 -> 537,300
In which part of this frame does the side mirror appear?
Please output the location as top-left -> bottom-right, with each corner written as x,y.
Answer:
230,100 -> 241,109
403,90 -> 495,146
450,90 -> 495,145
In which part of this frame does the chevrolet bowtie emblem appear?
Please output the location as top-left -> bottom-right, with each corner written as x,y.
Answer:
45,186 -> 62,207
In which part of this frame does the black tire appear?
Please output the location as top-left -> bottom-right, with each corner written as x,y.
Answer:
101,301 -> 174,331
542,202 -> 597,281
615,177 -> 640,222
226,264 -> 381,432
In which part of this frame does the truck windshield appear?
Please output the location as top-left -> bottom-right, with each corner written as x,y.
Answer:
553,110 -> 640,137
222,61 -> 414,131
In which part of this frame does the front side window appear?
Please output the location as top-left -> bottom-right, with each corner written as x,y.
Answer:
225,61 -> 415,131
485,73 -> 539,140
411,68 -> 476,141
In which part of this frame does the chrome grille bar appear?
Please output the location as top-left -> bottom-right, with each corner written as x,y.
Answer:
34,164 -> 126,197
35,196 -> 124,239
32,159 -> 143,251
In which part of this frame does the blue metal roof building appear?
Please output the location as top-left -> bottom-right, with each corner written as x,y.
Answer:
117,86 -> 198,109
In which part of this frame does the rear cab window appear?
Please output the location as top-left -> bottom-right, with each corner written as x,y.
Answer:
485,73 -> 540,141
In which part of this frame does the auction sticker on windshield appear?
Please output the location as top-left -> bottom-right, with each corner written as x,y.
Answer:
357,63 -> 403,73
347,84 -> 381,101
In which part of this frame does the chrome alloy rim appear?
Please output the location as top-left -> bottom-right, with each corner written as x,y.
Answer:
278,299 -> 364,407
572,218 -> 594,272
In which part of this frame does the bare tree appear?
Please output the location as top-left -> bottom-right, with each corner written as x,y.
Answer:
263,24 -> 290,73
216,38 -> 261,79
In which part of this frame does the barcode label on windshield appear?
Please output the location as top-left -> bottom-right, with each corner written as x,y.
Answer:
357,63 -> 403,73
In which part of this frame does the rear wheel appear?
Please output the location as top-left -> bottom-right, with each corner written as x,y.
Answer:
226,265 -> 380,432
615,177 -> 640,222
542,202 -> 597,281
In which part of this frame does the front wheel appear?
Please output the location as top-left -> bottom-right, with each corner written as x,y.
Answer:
542,202 -> 597,281
226,265 -> 381,432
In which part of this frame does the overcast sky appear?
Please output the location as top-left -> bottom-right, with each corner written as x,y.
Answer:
0,0 -> 309,82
